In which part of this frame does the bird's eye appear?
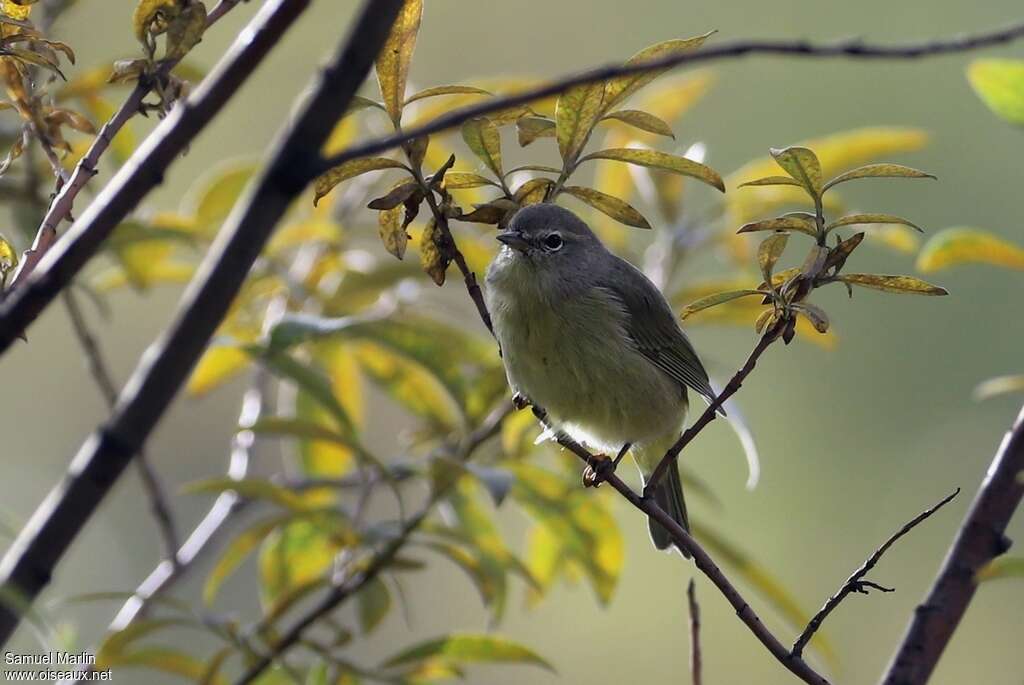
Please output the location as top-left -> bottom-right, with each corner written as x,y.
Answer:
543,233 -> 563,251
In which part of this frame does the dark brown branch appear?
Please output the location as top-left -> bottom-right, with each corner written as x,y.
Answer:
790,488 -> 960,659
0,0 -> 306,355
646,322 -> 782,494
9,0 -> 246,291
529,407 -> 830,685
62,290 -> 180,562
316,21 -> 1024,176
232,404 -> 510,685
687,579 -> 703,685
0,0 -> 398,647
880,404 -> 1024,685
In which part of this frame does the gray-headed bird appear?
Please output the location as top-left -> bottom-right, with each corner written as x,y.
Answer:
485,203 -> 717,554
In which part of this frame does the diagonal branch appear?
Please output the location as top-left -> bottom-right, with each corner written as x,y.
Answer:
790,488 -> 960,659
10,0 -> 247,290
315,21 -> 1024,176
880,403 -> 1024,685
0,0 -> 308,356
0,0 -> 403,648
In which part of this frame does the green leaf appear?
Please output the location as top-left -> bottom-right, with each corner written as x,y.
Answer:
375,0 -> 423,123
792,302 -> 829,333
973,375 -> 1024,401
460,117 -> 503,177
555,81 -> 605,162
504,164 -> 561,178
382,634 -> 553,671
97,619 -> 198,667
967,59 -> 1024,126
405,85 -> 491,106
513,177 -> 554,206
357,577 -> 392,634
203,516 -> 289,605
258,352 -> 354,433
184,478 -> 310,512
603,32 -> 715,108
580,147 -> 724,192
101,647 -> 211,680
601,109 -> 674,138
563,186 -> 650,228
313,157 -> 408,206
916,227 -> 1024,273
680,290 -> 765,319
419,540 -> 503,611
442,172 -> 499,189
737,176 -> 802,188
976,556 -> 1024,582
822,163 -> 935,191
367,181 -> 420,211
770,146 -> 822,197
259,513 -> 352,609
757,232 -> 789,281
838,274 -> 948,295
826,213 -> 922,233
515,116 -> 556,147
738,216 -> 816,237
183,161 -> 258,228
164,0 -> 206,60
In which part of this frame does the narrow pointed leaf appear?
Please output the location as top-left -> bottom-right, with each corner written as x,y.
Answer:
838,274 -> 948,295
738,217 -> 816,236
967,59 -> 1024,126
976,556 -> 1024,582
375,0 -> 423,122
601,109 -> 675,138
313,158 -> 407,206
823,163 -> 936,191
382,634 -> 553,671
973,375 -> 1024,401
442,172 -> 499,189
556,81 -> 605,161
580,147 -> 724,191
357,577 -> 392,634
916,227 -> 1024,273
405,85 -> 491,106
515,116 -> 556,147
792,303 -> 829,333
757,233 -> 789,281
680,290 -> 765,319
770,146 -> 822,197
826,213 -> 922,233
737,175 -> 802,188
563,186 -> 650,228
603,32 -> 716,107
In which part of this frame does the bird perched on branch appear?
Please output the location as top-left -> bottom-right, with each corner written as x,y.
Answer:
485,203 -> 717,555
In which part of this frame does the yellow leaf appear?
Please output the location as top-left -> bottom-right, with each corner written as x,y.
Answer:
460,117 -> 503,177
974,375 -> 1024,401
419,218 -> 448,285
187,345 -> 251,396
916,227 -> 1024,273
378,206 -> 408,260
1,0 -> 33,20
556,81 -> 605,162
0,233 -> 18,274
313,157 -> 406,206
600,109 -> 675,138
603,32 -> 715,107
839,273 -> 948,295
164,1 -> 206,60
967,59 -> 1024,126
318,342 -> 365,428
563,186 -> 650,229
862,224 -> 920,254
181,159 -> 258,232
374,0 -> 422,123
581,147 -> 724,192
823,164 -> 935,192
132,0 -> 178,42
770,146 -> 822,197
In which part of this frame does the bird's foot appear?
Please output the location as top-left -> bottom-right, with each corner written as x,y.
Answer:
581,442 -> 631,488
512,392 -> 530,411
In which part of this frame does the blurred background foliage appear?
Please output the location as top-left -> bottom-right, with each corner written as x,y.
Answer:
1,0 -> 1023,684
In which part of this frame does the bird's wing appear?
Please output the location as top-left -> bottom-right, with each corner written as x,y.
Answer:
600,257 -> 718,407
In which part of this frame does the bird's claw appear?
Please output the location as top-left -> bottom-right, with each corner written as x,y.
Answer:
512,392 -> 529,410
582,455 -> 614,488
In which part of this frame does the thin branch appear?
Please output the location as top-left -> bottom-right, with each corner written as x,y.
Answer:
880,403 -> 1024,685
687,579 -> 703,685
61,289 -> 180,562
0,0 -> 306,355
529,406 -> 829,685
646,323 -> 782,494
316,21 -> 1024,176
0,0 -> 363,647
790,488 -> 960,659
9,0 -> 247,290
232,404 -> 510,685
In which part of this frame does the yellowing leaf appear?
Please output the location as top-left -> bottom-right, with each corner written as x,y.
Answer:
738,216 -> 816,237
601,109 -> 674,138
313,157 -> 407,206
460,117 -> 503,177
580,147 -> 724,192
826,213 -> 922,233
375,0 -> 422,123
680,290 -> 764,319
0,233 -> 17,274
967,59 -> 1024,126
770,146 -> 822,197
1,0 -> 34,20
562,186 -> 650,229
405,84 -> 491,106
132,0 -> 178,42
203,516 -> 287,606
188,344 -> 251,396
164,1 -> 206,60
419,218 -> 449,285
839,273 -> 948,295
916,227 -> 1024,273
382,634 -> 552,671
259,514 -> 350,608
515,116 -> 556,147
973,375 -> 1024,401
823,163 -> 935,192
183,160 -> 258,231
862,224 -> 921,254
603,33 -> 715,108
757,232 -> 789,280
555,81 -> 605,162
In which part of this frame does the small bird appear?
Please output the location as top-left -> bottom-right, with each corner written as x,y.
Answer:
485,203 -> 717,554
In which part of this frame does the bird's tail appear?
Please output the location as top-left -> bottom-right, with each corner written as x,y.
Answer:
646,464 -> 691,558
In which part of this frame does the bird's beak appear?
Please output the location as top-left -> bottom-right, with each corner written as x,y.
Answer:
496,231 -> 531,252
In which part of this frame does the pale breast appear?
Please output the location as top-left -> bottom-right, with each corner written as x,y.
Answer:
486,268 -> 686,451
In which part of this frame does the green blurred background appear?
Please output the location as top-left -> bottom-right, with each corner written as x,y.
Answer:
3,1 -> 1023,683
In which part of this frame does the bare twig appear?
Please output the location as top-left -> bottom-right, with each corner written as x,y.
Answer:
687,579 -> 703,685
529,406 -> 830,685
790,488 -> 960,659
232,403 -> 510,685
315,21 -> 1024,176
0,0 -> 338,647
881,404 -> 1024,685
10,0 -> 247,290
646,323 -> 782,494
0,0 -> 307,354
62,290 -> 181,562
